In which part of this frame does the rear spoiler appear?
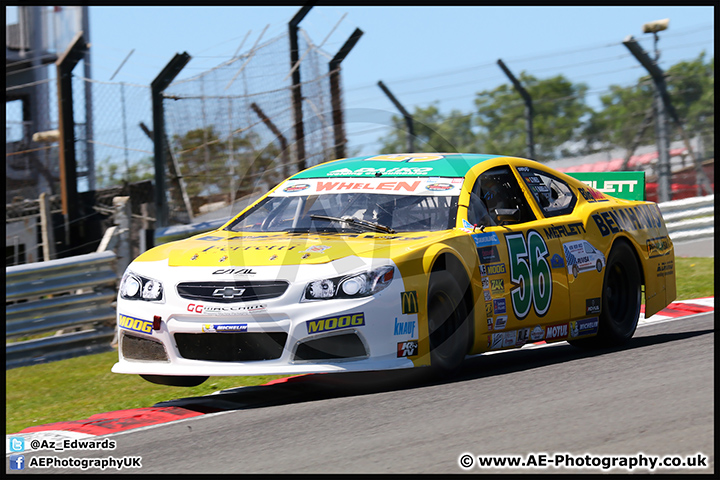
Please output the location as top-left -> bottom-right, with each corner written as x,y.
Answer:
565,171 -> 645,201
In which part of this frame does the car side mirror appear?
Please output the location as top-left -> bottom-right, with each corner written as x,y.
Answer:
494,208 -> 520,223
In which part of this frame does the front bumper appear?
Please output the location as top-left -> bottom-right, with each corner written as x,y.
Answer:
111,257 -> 420,376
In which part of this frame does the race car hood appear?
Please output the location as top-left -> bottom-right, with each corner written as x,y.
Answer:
135,230 -> 451,267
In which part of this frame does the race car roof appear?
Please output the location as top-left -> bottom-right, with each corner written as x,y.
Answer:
291,153 -> 505,179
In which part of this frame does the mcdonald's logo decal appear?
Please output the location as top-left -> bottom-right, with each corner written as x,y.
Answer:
401,291 -> 419,314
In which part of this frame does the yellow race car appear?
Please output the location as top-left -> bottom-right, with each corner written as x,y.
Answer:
112,153 -> 676,386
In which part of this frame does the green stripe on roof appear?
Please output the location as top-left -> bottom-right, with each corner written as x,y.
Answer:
291,153 -> 503,179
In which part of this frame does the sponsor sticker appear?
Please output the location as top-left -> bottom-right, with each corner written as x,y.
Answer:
401,291 -> 419,314
489,333 -> 504,350
393,318 -> 416,337
545,322 -> 568,341
530,325 -> 545,341
586,297 -> 602,315
487,317 -> 494,331
494,315 -> 508,330
503,330 -> 517,347
186,303 -> 266,316
202,324 -> 248,333
283,183 -> 310,192
550,253 -> 565,269
490,278 -> 504,295
485,302 -> 494,318
482,277 -> 490,289
306,313 -> 365,334
472,232 -> 500,247
397,340 -> 418,357
425,183 -> 454,191
647,236 -> 672,258
212,268 -> 257,275
118,314 -> 152,335
483,290 -> 492,301
570,317 -> 599,338
302,245 -> 331,254
493,298 -> 507,315
486,263 -> 506,276
516,328 -> 530,347
478,246 -> 500,264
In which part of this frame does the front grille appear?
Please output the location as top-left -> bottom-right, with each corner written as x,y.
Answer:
174,332 -> 287,361
294,332 -> 367,361
121,333 -> 169,361
176,281 -> 289,303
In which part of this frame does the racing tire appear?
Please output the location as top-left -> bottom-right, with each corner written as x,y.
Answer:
569,241 -> 641,349
427,270 -> 471,374
140,375 -> 209,387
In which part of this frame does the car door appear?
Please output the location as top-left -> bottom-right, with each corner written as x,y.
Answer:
464,163 -> 571,348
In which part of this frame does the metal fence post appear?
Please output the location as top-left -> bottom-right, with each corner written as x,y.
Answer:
151,52 -> 191,227
39,192 -> 56,261
113,196 -> 131,279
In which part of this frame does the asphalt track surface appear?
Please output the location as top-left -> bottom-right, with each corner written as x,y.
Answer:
9,312 -> 713,474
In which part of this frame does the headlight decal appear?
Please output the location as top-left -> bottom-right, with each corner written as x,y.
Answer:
303,266 -> 394,301
120,271 -> 164,301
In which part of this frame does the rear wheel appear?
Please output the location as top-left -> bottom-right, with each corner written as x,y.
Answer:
427,270 -> 471,373
140,375 -> 208,387
569,241 -> 641,348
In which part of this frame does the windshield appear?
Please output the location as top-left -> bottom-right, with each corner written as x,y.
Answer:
226,178 -> 461,233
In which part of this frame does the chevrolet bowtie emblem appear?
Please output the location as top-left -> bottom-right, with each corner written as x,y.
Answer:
212,287 -> 246,298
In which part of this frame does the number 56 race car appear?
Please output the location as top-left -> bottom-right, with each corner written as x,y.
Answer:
112,153 -> 676,386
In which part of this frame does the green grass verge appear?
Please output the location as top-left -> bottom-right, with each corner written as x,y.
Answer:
673,257 -> 714,301
6,350 -> 290,434
6,257 -> 713,434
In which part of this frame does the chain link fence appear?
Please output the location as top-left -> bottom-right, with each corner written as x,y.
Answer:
162,30 -> 338,220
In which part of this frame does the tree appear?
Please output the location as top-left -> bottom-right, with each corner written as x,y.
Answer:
170,126 -> 284,201
474,73 -> 591,161
583,52 -> 714,156
379,104 -> 478,154
582,79 -> 655,154
665,52 -> 714,153
95,155 -> 154,189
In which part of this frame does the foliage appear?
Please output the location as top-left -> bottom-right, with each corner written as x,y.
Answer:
379,104 -> 477,154
474,73 -> 592,161
171,126 -> 284,202
95,155 -> 154,189
377,55 -> 713,161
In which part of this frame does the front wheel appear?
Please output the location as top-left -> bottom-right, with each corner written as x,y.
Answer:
427,270 -> 471,373
569,241 -> 641,348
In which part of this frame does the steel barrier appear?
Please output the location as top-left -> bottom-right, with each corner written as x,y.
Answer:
6,250 -> 118,369
658,194 -> 714,242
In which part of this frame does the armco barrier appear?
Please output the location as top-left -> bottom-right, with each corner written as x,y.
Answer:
658,194 -> 714,242
6,250 -> 118,369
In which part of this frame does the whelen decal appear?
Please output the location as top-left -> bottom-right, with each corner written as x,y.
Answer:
272,177 -> 463,197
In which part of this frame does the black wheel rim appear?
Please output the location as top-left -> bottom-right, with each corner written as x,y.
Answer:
428,290 -> 457,360
604,261 -> 637,331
